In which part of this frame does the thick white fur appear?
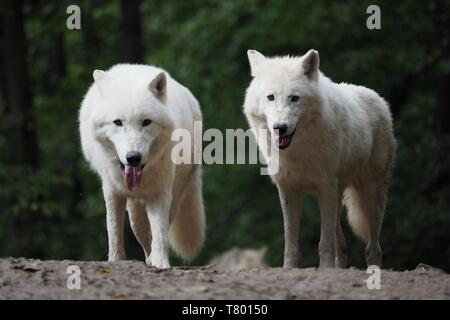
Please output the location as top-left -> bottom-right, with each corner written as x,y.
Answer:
79,64 -> 205,268
244,50 -> 396,268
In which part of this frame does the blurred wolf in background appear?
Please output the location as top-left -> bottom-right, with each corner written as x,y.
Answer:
209,247 -> 268,271
79,64 -> 205,268
243,49 -> 396,268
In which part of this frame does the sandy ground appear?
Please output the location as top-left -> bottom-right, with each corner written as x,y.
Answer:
0,257 -> 449,299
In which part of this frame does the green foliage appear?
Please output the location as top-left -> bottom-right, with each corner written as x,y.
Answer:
0,0 -> 449,271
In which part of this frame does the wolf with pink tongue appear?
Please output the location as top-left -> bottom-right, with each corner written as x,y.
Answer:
79,64 -> 205,268
243,49 -> 396,268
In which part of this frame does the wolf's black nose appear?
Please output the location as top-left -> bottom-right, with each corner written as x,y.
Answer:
126,152 -> 142,167
273,123 -> 288,135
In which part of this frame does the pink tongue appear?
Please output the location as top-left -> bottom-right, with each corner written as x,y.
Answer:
278,135 -> 291,148
123,165 -> 142,192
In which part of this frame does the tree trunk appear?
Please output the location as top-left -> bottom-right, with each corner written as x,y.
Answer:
1,0 -> 39,168
0,12 -> 8,115
436,73 -> 450,134
120,0 -> 144,63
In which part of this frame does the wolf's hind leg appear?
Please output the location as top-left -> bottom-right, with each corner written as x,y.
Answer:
127,200 -> 151,260
335,191 -> 347,268
364,183 -> 386,267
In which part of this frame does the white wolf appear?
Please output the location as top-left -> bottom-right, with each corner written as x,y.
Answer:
79,64 -> 205,268
209,247 -> 268,271
243,49 -> 396,268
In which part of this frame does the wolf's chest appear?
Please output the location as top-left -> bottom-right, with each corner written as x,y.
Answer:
272,155 -> 326,193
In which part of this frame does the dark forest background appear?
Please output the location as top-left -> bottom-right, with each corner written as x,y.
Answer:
0,0 -> 449,271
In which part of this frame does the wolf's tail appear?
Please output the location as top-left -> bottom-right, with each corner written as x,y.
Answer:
169,165 -> 205,260
343,187 -> 369,242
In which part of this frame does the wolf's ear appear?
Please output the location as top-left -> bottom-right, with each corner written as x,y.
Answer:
93,69 -> 109,96
302,49 -> 320,78
247,49 -> 266,77
93,69 -> 107,82
149,72 -> 167,102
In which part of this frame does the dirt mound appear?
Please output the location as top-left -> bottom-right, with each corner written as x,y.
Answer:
0,258 -> 448,299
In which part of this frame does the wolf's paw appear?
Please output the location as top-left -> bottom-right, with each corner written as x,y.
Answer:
319,253 -> 336,268
365,243 -> 382,268
108,252 -> 126,262
335,247 -> 348,268
147,252 -> 170,269
335,255 -> 348,268
283,255 -> 300,268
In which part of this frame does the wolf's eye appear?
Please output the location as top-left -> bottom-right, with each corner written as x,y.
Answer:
291,95 -> 300,102
142,119 -> 152,127
113,119 -> 123,126
267,94 -> 275,101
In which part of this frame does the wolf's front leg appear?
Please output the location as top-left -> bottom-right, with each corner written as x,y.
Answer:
146,193 -> 172,268
318,182 -> 338,268
278,185 -> 302,268
103,186 -> 127,261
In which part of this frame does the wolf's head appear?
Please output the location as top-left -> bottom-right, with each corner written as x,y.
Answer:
91,67 -> 174,192
244,49 -> 322,150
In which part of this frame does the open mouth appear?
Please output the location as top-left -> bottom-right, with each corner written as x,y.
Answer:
275,129 -> 297,150
119,161 -> 145,192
